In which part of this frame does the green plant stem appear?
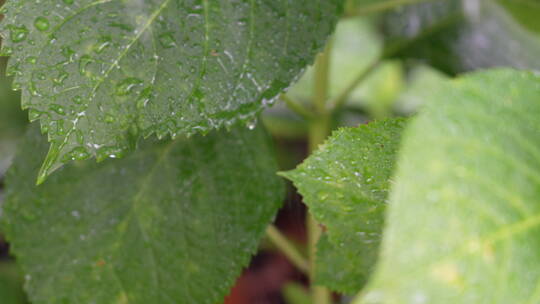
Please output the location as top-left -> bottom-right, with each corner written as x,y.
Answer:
280,94 -> 315,120
314,41 -> 333,115
266,225 -> 310,274
330,9 -> 456,112
345,0 -> 436,17
307,41 -> 333,304
262,114 -> 308,140
330,59 -> 382,111
307,215 -> 332,304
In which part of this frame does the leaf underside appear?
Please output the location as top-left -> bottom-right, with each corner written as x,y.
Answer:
359,69 -> 540,304
1,124 -> 284,304
0,0 -> 344,182
283,119 -> 406,293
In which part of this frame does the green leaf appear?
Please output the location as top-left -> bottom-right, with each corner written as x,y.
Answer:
496,0 -> 540,34
0,261 -> 28,304
0,58 -> 26,176
282,119 -> 406,293
346,0 -> 429,15
1,123 -> 284,304
357,69 -> 540,304
287,18 -> 382,106
394,64 -> 448,115
0,58 -> 25,138
0,0 -> 344,182
382,0 -> 540,74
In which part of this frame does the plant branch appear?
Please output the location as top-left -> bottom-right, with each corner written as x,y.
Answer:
345,0 -> 436,17
334,3 -> 461,112
266,225 -> 310,274
330,59 -> 382,111
280,94 -> 315,120
308,41 -> 334,304
314,40 -> 333,115
307,215 -> 332,304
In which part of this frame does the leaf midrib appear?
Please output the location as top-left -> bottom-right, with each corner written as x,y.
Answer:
112,140 -> 176,302
38,0 -> 173,179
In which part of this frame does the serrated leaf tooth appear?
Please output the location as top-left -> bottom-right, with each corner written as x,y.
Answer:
1,0 -> 344,174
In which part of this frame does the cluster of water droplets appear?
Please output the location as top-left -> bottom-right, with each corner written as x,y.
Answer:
0,0 -> 343,180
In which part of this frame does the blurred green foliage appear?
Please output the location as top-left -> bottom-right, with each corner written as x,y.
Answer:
0,0 -> 539,303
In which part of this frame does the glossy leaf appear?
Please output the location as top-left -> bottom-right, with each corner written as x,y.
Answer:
358,69 -> 540,304
282,119 -> 406,293
1,124 -> 284,304
0,0 -> 344,182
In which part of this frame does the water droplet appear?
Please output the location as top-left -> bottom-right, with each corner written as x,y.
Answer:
34,16 -> 50,31
26,56 -> 37,64
317,192 -> 329,200
6,63 -> 21,77
96,146 -> 126,162
94,36 -> 111,54
104,114 -> 116,123
136,87 -> 153,109
79,55 -> 94,75
158,32 -> 176,48
70,147 -> 90,161
28,109 -> 45,121
50,120 -> 65,135
8,25 -> 28,43
53,70 -> 69,86
49,104 -> 66,115
11,81 -> 21,90
246,118 -> 258,130
29,83 -> 41,97
72,95 -> 83,104
116,77 -> 143,96
0,46 -> 13,56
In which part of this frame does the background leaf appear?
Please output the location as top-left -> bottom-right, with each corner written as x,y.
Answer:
287,18 -> 382,105
496,0 -> 540,34
382,0 -> 540,74
393,64 -> 448,115
358,69 -> 540,304
1,124 -> 284,304
0,0 -> 344,181
0,57 -> 25,176
0,261 -> 28,304
282,119 -> 406,293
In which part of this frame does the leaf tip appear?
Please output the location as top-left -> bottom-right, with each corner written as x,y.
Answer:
36,172 -> 47,186
277,169 -> 299,183
36,143 -> 63,185
276,170 -> 290,179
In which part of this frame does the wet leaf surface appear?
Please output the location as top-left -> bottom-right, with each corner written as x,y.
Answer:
282,119 -> 406,293
0,0 -> 344,181
2,124 -> 284,304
